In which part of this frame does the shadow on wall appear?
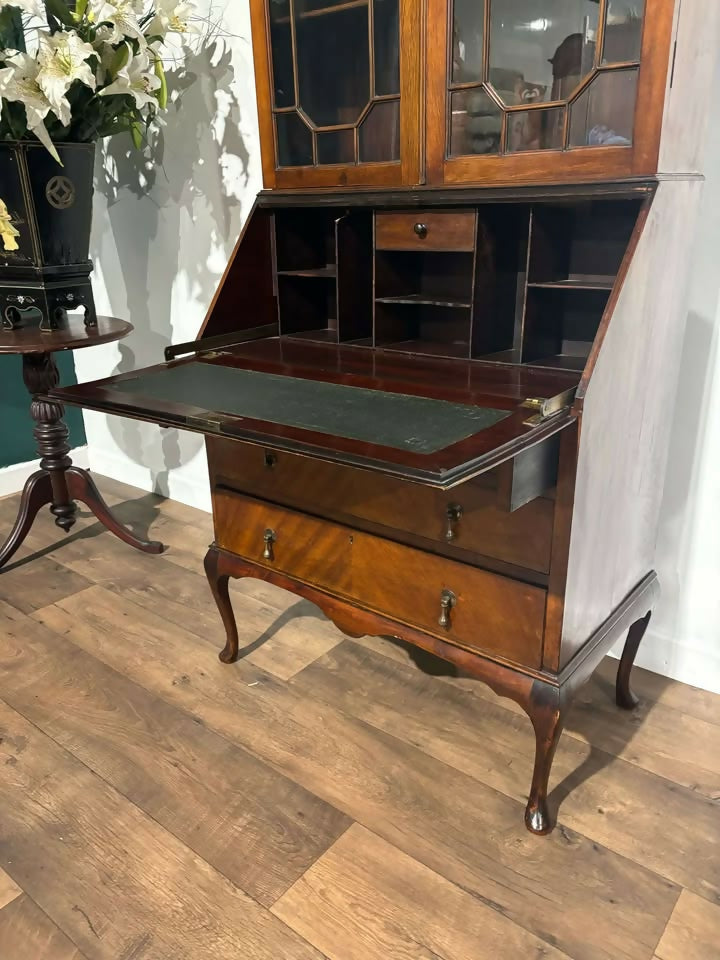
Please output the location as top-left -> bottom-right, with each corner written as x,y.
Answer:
92,39 -> 251,495
650,307 -> 718,660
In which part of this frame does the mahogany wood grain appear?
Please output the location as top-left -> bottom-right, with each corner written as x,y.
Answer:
248,0 -> 422,188
574,196 -> 653,409
425,0 -> 676,187
212,489 -> 546,667
542,421 -> 580,672
204,547 -> 657,835
375,210 -> 476,251
207,437 -> 555,574
197,205 -> 276,341
399,0 -> 423,187
52,343 -> 578,490
0,316 -> 131,355
248,0 -> 278,189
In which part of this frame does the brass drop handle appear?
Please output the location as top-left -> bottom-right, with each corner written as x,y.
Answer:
414,222 -> 428,239
263,528 -> 276,561
445,503 -> 463,541
264,451 -> 277,469
438,589 -> 457,629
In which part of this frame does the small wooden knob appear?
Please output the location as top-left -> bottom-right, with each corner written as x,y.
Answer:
414,222 -> 428,239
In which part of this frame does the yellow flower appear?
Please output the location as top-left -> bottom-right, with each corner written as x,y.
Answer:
0,198 -> 20,253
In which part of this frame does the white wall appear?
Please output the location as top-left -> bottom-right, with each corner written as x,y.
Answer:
75,0 -> 263,513
625,102 -> 720,694
73,1 -> 720,692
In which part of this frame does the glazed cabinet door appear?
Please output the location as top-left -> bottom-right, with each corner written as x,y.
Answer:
426,0 -> 675,185
251,0 -> 422,188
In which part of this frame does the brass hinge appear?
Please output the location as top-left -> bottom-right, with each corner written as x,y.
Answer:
521,387 -> 576,426
522,387 -> 576,420
186,415 -> 226,433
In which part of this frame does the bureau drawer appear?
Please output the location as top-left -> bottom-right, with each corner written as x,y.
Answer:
207,438 -> 555,574
375,211 -> 476,252
213,489 -> 546,668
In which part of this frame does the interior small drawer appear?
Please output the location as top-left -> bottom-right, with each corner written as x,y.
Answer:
212,489 -> 546,669
375,211 -> 476,252
207,438 -> 555,575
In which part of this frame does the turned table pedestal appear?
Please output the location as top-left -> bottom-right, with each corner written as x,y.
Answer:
0,315 -> 164,569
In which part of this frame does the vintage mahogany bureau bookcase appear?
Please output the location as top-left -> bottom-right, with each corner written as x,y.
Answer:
52,0 -> 715,834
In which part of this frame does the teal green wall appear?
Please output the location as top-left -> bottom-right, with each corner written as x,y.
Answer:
0,354 -> 87,469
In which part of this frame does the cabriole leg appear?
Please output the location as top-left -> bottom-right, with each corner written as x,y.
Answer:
204,547 -> 239,663
616,611 -> 651,710
524,682 -> 565,836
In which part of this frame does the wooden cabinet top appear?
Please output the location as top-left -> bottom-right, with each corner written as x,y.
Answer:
250,0 -> 678,190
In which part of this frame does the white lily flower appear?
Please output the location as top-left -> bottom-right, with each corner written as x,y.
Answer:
0,0 -> 45,15
37,31 -> 96,124
147,0 -> 200,38
0,52 -> 62,162
89,1 -> 147,46
99,51 -> 160,109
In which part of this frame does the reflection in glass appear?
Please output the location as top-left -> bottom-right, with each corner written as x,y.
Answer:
276,112 -> 314,166
489,1 -> 599,105
359,99 -> 400,162
269,0 -> 294,107
449,88 -> 502,156
374,0 -> 400,95
603,0 -> 645,63
452,0 -> 484,84
569,69 -> 638,147
317,129 -> 356,164
295,1 -> 370,126
507,107 -> 565,152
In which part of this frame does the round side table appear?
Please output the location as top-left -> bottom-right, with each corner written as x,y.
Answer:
0,315 -> 164,569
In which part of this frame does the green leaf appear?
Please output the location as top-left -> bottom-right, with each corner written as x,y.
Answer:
154,59 -> 168,110
0,8 -> 25,52
75,0 -> 90,19
130,119 -> 143,150
44,0 -> 76,29
107,42 -> 131,79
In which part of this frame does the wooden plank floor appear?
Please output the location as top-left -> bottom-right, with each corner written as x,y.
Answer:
0,477 -> 718,960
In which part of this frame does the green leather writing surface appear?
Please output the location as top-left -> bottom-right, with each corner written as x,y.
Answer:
114,363 -> 510,454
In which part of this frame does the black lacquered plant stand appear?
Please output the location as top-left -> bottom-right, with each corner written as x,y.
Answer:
0,315 -> 164,569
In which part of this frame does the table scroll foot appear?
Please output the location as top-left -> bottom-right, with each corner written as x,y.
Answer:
0,471 -> 53,571
65,467 -> 165,555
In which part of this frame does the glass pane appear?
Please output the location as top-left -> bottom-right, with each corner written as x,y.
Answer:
489,1 -> 599,105
269,0 -> 295,107
276,112 -> 314,166
603,0 -> 645,63
317,129 -> 356,164
569,68 -> 638,147
452,0 -> 485,84
295,0 -> 371,126
507,106 -> 565,152
449,88 -> 502,156
359,99 -> 400,162
374,0 -> 400,95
